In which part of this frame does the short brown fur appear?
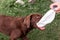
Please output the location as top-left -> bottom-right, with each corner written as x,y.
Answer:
0,14 -> 42,40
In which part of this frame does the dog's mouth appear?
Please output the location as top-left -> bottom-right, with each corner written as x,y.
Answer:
36,24 -> 45,30
36,23 -> 45,30
38,27 -> 45,30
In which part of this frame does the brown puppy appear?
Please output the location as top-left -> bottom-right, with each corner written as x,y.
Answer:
0,13 -> 42,40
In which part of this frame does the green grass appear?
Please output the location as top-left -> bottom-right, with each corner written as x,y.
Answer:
0,0 -> 60,40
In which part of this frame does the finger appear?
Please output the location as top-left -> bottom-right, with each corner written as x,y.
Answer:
56,10 -> 60,13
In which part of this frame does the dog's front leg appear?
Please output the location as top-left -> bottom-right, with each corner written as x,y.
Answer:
10,29 -> 22,40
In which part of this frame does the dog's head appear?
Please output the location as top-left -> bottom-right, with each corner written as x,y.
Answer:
24,13 -> 45,30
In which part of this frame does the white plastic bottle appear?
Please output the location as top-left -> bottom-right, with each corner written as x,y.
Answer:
36,6 -> 57,30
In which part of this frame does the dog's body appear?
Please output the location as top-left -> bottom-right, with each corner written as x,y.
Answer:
0,14 -> 42,40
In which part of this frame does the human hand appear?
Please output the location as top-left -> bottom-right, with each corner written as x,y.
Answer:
50,2 -> 60,13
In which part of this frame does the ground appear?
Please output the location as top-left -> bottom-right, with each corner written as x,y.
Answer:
0,0 -> 60,40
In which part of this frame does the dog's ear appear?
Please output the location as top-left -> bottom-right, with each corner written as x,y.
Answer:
24,14 -> 32,28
